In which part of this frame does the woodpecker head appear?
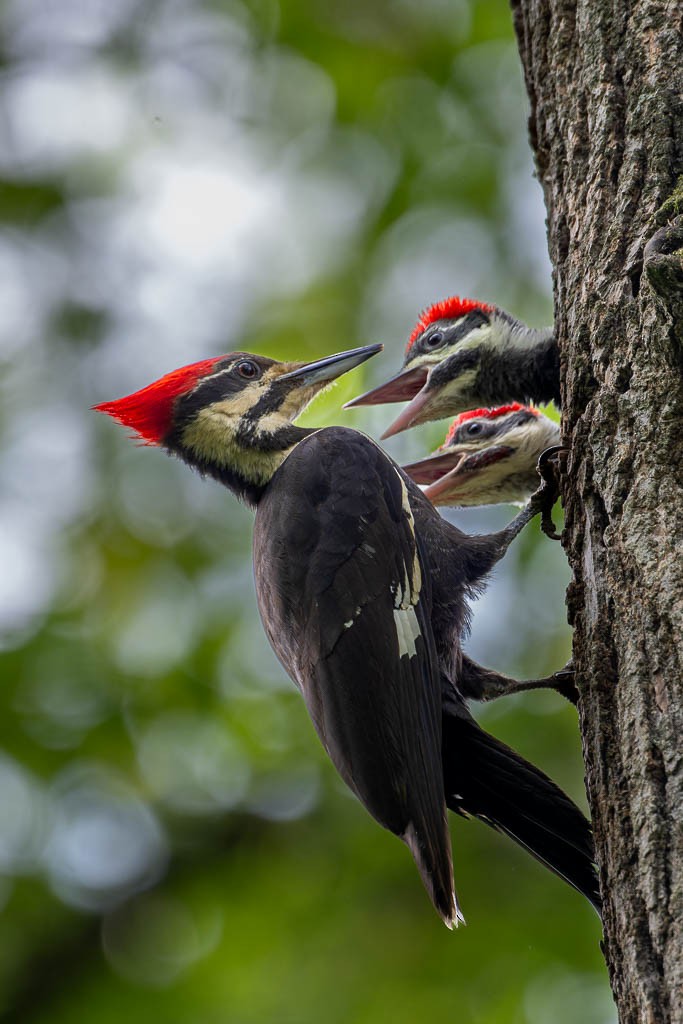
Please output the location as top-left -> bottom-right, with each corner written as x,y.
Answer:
346,296 -> 499,416
401,404 -> 560,507
345,296 -> 546,437
94,345 -> 381,506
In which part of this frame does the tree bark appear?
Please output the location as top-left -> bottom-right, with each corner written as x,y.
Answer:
510,2 -> 683,1022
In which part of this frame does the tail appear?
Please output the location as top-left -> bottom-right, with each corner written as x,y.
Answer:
442,708 -> 601,915
402,817 -> 465,930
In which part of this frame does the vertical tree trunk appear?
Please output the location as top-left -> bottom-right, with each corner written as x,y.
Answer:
510,2 -> 683,1021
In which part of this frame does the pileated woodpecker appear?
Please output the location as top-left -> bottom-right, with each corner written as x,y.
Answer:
402,404 -> 560,508
345,296 -> 558,438
95,346 -> 599,926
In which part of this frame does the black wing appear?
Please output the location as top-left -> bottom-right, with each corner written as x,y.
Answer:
254,426 -> 460,926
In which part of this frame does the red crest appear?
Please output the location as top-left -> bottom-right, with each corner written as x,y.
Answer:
406,296 -> 495,356
443,404 -> 538,445
93,356 -> 224,445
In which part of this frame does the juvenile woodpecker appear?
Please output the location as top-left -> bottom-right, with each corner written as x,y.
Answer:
403,404 -> 560,508
95,347 -> 599,925
345,297 -> 558,438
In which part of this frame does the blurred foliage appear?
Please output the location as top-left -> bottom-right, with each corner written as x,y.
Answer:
0,0 -> 610,1021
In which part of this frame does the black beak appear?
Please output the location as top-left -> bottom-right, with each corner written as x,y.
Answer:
280,345 -> 383,387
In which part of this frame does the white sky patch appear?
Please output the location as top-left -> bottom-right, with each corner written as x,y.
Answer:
0,510 -> 59,639
1,64 -> 135,169
2,0 -> 141,55
126,152 -> 276,276
362,211 -> 496,347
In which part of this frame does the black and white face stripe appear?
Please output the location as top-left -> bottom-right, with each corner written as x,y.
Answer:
425,348 -> 481,393
165,354 -> 277,445
408,310 -> 492,364
163,354 -> 320,507
448,409 -> 538,446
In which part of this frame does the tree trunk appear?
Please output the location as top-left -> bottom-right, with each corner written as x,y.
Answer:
510,2 -> 683,1021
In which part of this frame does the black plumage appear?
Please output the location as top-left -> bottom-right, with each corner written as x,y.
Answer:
254,427 -> 600,920
98,347 -> 599,925
254,428 -> 457,923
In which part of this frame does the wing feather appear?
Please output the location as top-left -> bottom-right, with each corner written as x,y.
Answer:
254,427 -> 459,925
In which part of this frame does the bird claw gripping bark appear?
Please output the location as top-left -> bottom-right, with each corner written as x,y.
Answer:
550,660 -> 579,705
531,444 -> 567,540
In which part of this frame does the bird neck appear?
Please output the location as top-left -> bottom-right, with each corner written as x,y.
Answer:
479,325 -> 559,407
173,421 -> 315,508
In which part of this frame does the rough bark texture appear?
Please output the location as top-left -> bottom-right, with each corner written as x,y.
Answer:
510,2 -> 683,1022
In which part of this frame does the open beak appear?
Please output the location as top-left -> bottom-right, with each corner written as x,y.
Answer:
280,344 -> 383,387
420,445 -> 514,505
343,365 -> 429,409
402,449 -> 468,486
379,382 -> 438,440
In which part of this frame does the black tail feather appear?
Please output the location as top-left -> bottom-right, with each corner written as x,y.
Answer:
442,709 -> 601,915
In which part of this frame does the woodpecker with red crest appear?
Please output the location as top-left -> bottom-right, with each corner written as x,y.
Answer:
403,404 -> 560,508
95,346 -> 599,925
345,297 -> 558,439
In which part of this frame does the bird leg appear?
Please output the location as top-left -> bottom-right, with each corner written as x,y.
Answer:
491,443 -> 567,550
459,655 -> 578,705
461,444 -> 569,590
535,445 -> 567,540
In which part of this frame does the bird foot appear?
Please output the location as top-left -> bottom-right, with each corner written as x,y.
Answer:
530,445 -> 568,541
550,660 -> 578,705
458,656 -> 578,705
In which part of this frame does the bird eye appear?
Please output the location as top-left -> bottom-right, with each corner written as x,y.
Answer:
466,422 -> 483,436
424,331 -> 444,349
235,360 -> 260,380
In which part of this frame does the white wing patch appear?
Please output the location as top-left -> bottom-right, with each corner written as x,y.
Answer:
391,470 -> 423,658
393,605 -> 422,659
396,470 -> 422,603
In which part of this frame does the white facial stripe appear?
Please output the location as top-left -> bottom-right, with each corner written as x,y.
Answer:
404,350 -> 447,370
430,414 -> 560,505
410,313 -> 543,374
393,606 -> 421,659
181,395 -> 299,483
498,417 -> 559,457
452,416 -> 558,455
277,381 -> 331,420
178,366 -> 328,488
447,324 -> 491,353
423,369 -> 479,420
182,404 -> 288,484
406,316 -> 497,368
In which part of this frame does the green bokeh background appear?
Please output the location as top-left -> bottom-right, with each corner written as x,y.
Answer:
0,0 -> 611,1020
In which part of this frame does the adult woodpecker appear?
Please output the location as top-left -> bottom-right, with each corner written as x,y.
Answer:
403,404 -> 560,508
345,296 -> 558,438
95,347 -> 599,925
